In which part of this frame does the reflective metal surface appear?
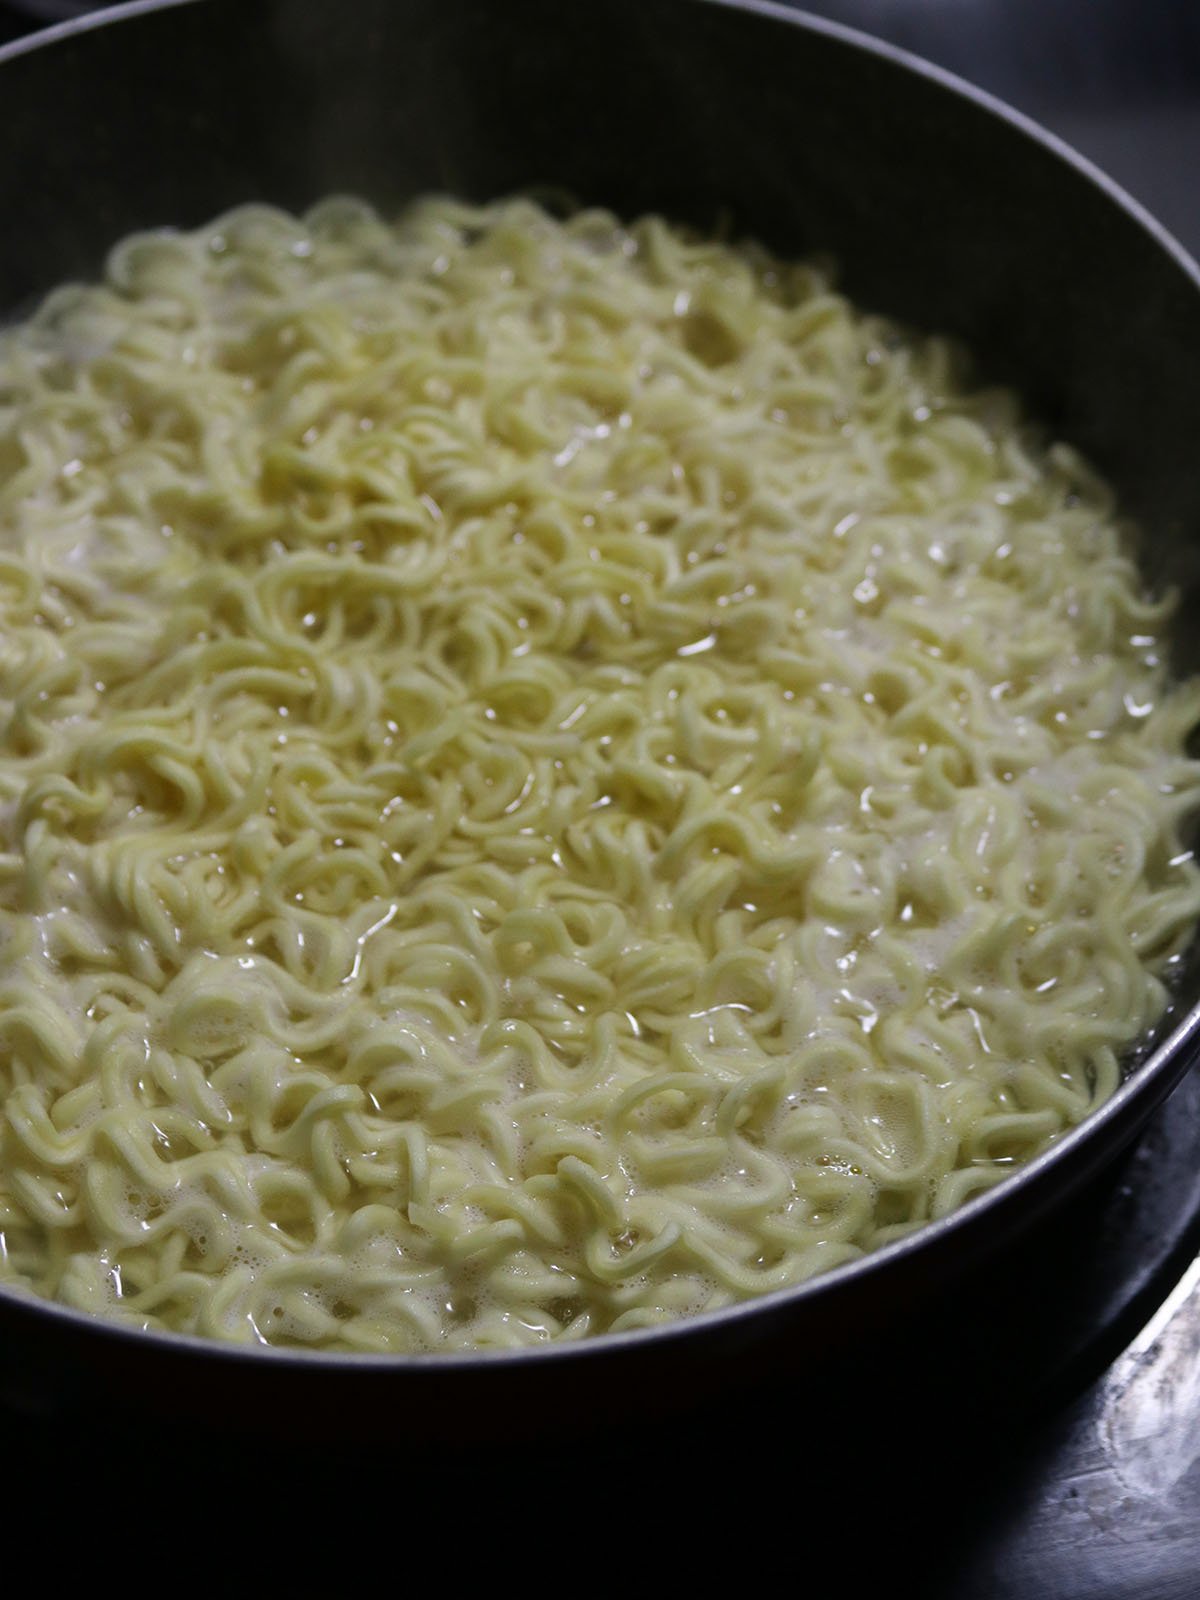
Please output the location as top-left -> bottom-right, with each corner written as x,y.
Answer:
939,1278 -> 1200,1598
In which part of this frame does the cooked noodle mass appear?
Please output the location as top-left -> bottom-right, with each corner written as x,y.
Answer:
0,196 -> 1197,1351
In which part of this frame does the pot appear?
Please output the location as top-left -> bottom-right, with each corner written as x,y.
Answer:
1,0 -> 1199,1440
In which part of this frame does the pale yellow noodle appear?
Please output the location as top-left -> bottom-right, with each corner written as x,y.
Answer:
0,195 -> 1196,1351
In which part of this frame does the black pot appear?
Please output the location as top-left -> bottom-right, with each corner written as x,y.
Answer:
1,0 -> 1199,1440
